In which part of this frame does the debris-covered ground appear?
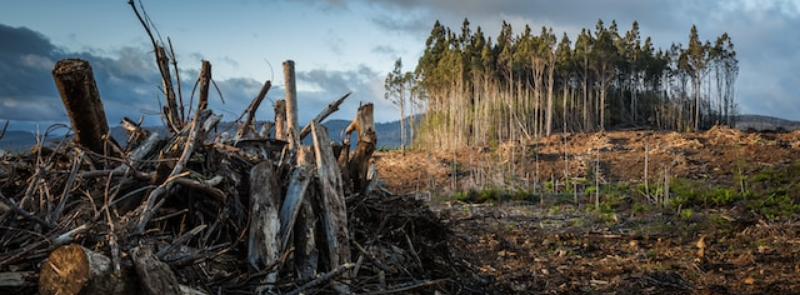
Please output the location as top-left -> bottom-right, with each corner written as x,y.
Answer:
376,127 -> 800,294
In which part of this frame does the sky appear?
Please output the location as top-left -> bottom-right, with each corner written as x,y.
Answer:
1,0 -> 799,133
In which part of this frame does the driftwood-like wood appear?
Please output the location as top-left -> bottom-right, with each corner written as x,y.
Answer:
294,146 -> 318,280
279,164 -> 313,251
52,59 -> 113,155
39,244 -> 139,295
247,161 -> 281,286
283,60 -> 300,149
236,79 -> 271,139
299,92 -> 352,140
345,103 -> 377,195
157,46 -> 182,133
310,121 -> 351,270
130,245 -> 181,295
274,99 -> 287,142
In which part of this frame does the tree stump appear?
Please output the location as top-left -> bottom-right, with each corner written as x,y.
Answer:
52,59 -> 113,155
345,103 -> 377,195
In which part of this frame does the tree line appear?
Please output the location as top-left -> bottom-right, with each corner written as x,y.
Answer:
385,18 -> 739,150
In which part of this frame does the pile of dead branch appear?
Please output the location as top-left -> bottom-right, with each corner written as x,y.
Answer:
0,57 -> 491,294
0,4 -> 491,292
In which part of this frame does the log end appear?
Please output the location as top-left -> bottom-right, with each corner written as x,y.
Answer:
39,244 -> 89,295
52,58 -> 91,76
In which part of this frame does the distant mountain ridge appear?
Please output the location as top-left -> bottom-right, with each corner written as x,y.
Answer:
0,118 -> 409,153
734,114 -> 800,131
3,114 -> 795,153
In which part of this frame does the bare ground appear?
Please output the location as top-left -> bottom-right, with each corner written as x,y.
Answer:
374,126 -> 800,294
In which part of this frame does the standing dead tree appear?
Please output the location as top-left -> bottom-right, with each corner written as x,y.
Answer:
344,103 -> 377,195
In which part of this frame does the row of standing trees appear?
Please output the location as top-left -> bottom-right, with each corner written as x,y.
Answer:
385,18 -> 739,150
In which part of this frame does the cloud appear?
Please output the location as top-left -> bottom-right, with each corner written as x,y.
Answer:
295,65 -> 396,123
320,0 -> 800,120
371,45 -> 401,58
0,22 -> 398,135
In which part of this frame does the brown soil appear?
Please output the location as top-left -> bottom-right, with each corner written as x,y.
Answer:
374,126 -> 800,294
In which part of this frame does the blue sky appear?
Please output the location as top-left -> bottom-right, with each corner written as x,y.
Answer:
1,0 -> 799,132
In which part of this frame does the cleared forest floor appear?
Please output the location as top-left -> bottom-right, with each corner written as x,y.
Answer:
375,126 -> 800,294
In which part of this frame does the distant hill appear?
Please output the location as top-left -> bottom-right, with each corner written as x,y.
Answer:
5,114 -> 798,153
734,115 -> 800,131
0,118 -> 411,153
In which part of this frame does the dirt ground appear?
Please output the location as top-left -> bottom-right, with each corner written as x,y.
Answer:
374,126 -> 800,294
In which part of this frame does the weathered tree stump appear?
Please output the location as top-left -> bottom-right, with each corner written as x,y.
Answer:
283,60 -> 300,150
247,161 -> 282,286
52,58 -> 113,155
345,103 -> 377,195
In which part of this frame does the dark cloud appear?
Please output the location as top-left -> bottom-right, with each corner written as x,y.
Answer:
295,65 -> 395,122
0,23 -> 395,134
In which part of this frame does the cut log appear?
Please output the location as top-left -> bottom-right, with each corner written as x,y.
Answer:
310,121 -> 351,270
283,60 -> 300,150
247,161 -> 281,286
345,103 -> 377,195
52,58 -> 113,155
39,244 -> 207,295
39,244 -> 139,295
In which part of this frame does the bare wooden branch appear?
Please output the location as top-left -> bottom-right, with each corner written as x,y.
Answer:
52,59 -> 113,155
53,150 -> 84,222
115,131 -> 161,173
168,38 -> 186,124
282,263 -> 355,295
299,92 -> 352,140
135,110 -> 214,234
157,46 -> 182,133
236,80 -> 271,139
0,190 -> 53,230
283,60 -> 300,150
128,1 -> 181,133
51,224 -> 90,246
